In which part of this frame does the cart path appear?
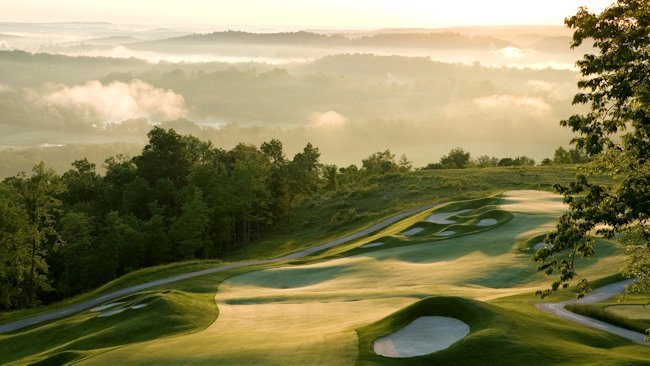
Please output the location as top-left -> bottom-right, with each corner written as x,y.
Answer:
537,279 -> 650,345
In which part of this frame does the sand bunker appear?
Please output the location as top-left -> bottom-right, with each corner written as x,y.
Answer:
374,316 -> 470,358
425,209 -> 472,224
90,302 -> 125,312
436,231 -> 455,237
362,242 -> 384,248
97,308 -> 127,317
131,303 -> 148,310
476,218 -> 497,226
403,227 -> 424,236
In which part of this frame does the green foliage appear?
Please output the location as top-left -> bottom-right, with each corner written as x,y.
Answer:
0,184 -> 31,309
362,150 -> 398,174
440,147 -> 471,169
475,155 -> 499,168
534,0 -> 650,298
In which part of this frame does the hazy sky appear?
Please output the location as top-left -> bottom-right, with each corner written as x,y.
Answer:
3,0 -> 613,28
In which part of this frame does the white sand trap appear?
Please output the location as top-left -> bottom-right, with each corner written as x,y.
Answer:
435,231 -> 455,237
362,242 -> 384,248
425,209 -> 472,224
131,303 -> 148,310
90,302 -> 125,312
374,316 -> 470,358
476,218 -> 498,226
533,242 -> 552,250
499,190 -> 566,215
402,227 -> 424,236
97,307 -> 127,317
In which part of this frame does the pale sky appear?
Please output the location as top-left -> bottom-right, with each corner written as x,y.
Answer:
1,0 -> 613,28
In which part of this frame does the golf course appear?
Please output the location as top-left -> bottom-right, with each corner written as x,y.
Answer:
2,189 -> 650,365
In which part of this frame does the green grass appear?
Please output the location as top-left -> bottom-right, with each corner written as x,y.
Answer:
329,196 -> 514,257
1,180 -> 637,365
2,167 -> 582,328
0,259 -> 224,325
566,292 -> 650,335
229,165 -> 606,261
71,191 -> 631,365
1,166 -> 593,326
357,296 -> 650,366
0,263 -> 275,365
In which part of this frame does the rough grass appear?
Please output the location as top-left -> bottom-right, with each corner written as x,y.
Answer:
0,264 -> 273,365
567,292 -> 650,335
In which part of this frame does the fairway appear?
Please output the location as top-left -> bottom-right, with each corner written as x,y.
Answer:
73,190 -> 644,365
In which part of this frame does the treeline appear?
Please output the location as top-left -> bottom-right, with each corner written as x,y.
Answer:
0,129 -> 418,311
423,146 -> 589,170
146,30 -> 513,50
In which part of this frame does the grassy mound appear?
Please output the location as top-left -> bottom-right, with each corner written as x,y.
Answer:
0,285 -> 220,365
358,296 -> 650,365
357,297 -> 494,362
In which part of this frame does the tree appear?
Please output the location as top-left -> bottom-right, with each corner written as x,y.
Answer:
534,0 -> 650,298
398,154 -> 413,172
497,158 -> 514,167
553,147 -> 572,164
170,187 -> 210,259
475,155 -> 499,168
289,143 -> 321,207
513,156 -> 535,166
6,163 -> 65,305
261,139 -> 291,219
133,127 -> 191,187
362,150 -> 397,174
322,164 -> 339,192
0,183 -> 31,310
440,147 -> 470,169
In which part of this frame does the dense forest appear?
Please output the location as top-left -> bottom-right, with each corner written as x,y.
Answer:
0,128 -> 327,310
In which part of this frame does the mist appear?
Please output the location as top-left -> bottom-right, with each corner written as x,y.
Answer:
0,23 -> 590,177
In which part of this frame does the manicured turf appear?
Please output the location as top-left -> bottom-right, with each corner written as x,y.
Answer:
2,189 -> 645,365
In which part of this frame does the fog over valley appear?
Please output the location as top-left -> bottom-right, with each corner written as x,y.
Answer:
0,22 -> 588,176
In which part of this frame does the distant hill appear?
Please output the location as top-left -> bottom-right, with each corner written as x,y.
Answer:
143,30 -> 348,46
353,32 -> 513,49
0,33 -> 21,39
135,30 -> 515,51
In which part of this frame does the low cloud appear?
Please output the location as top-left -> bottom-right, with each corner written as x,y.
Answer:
495,46 -> 526,59
59,45 -> 311,65
473,94 -> 552,116
526,80 -> 577,100
309,111 -> 347,129
41,80 -> 187,123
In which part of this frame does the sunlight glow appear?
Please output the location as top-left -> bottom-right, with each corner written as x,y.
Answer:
2,0 -> 615,28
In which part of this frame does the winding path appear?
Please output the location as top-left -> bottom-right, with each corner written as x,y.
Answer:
537,279 -> 650,345
0,202 -> 439,334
